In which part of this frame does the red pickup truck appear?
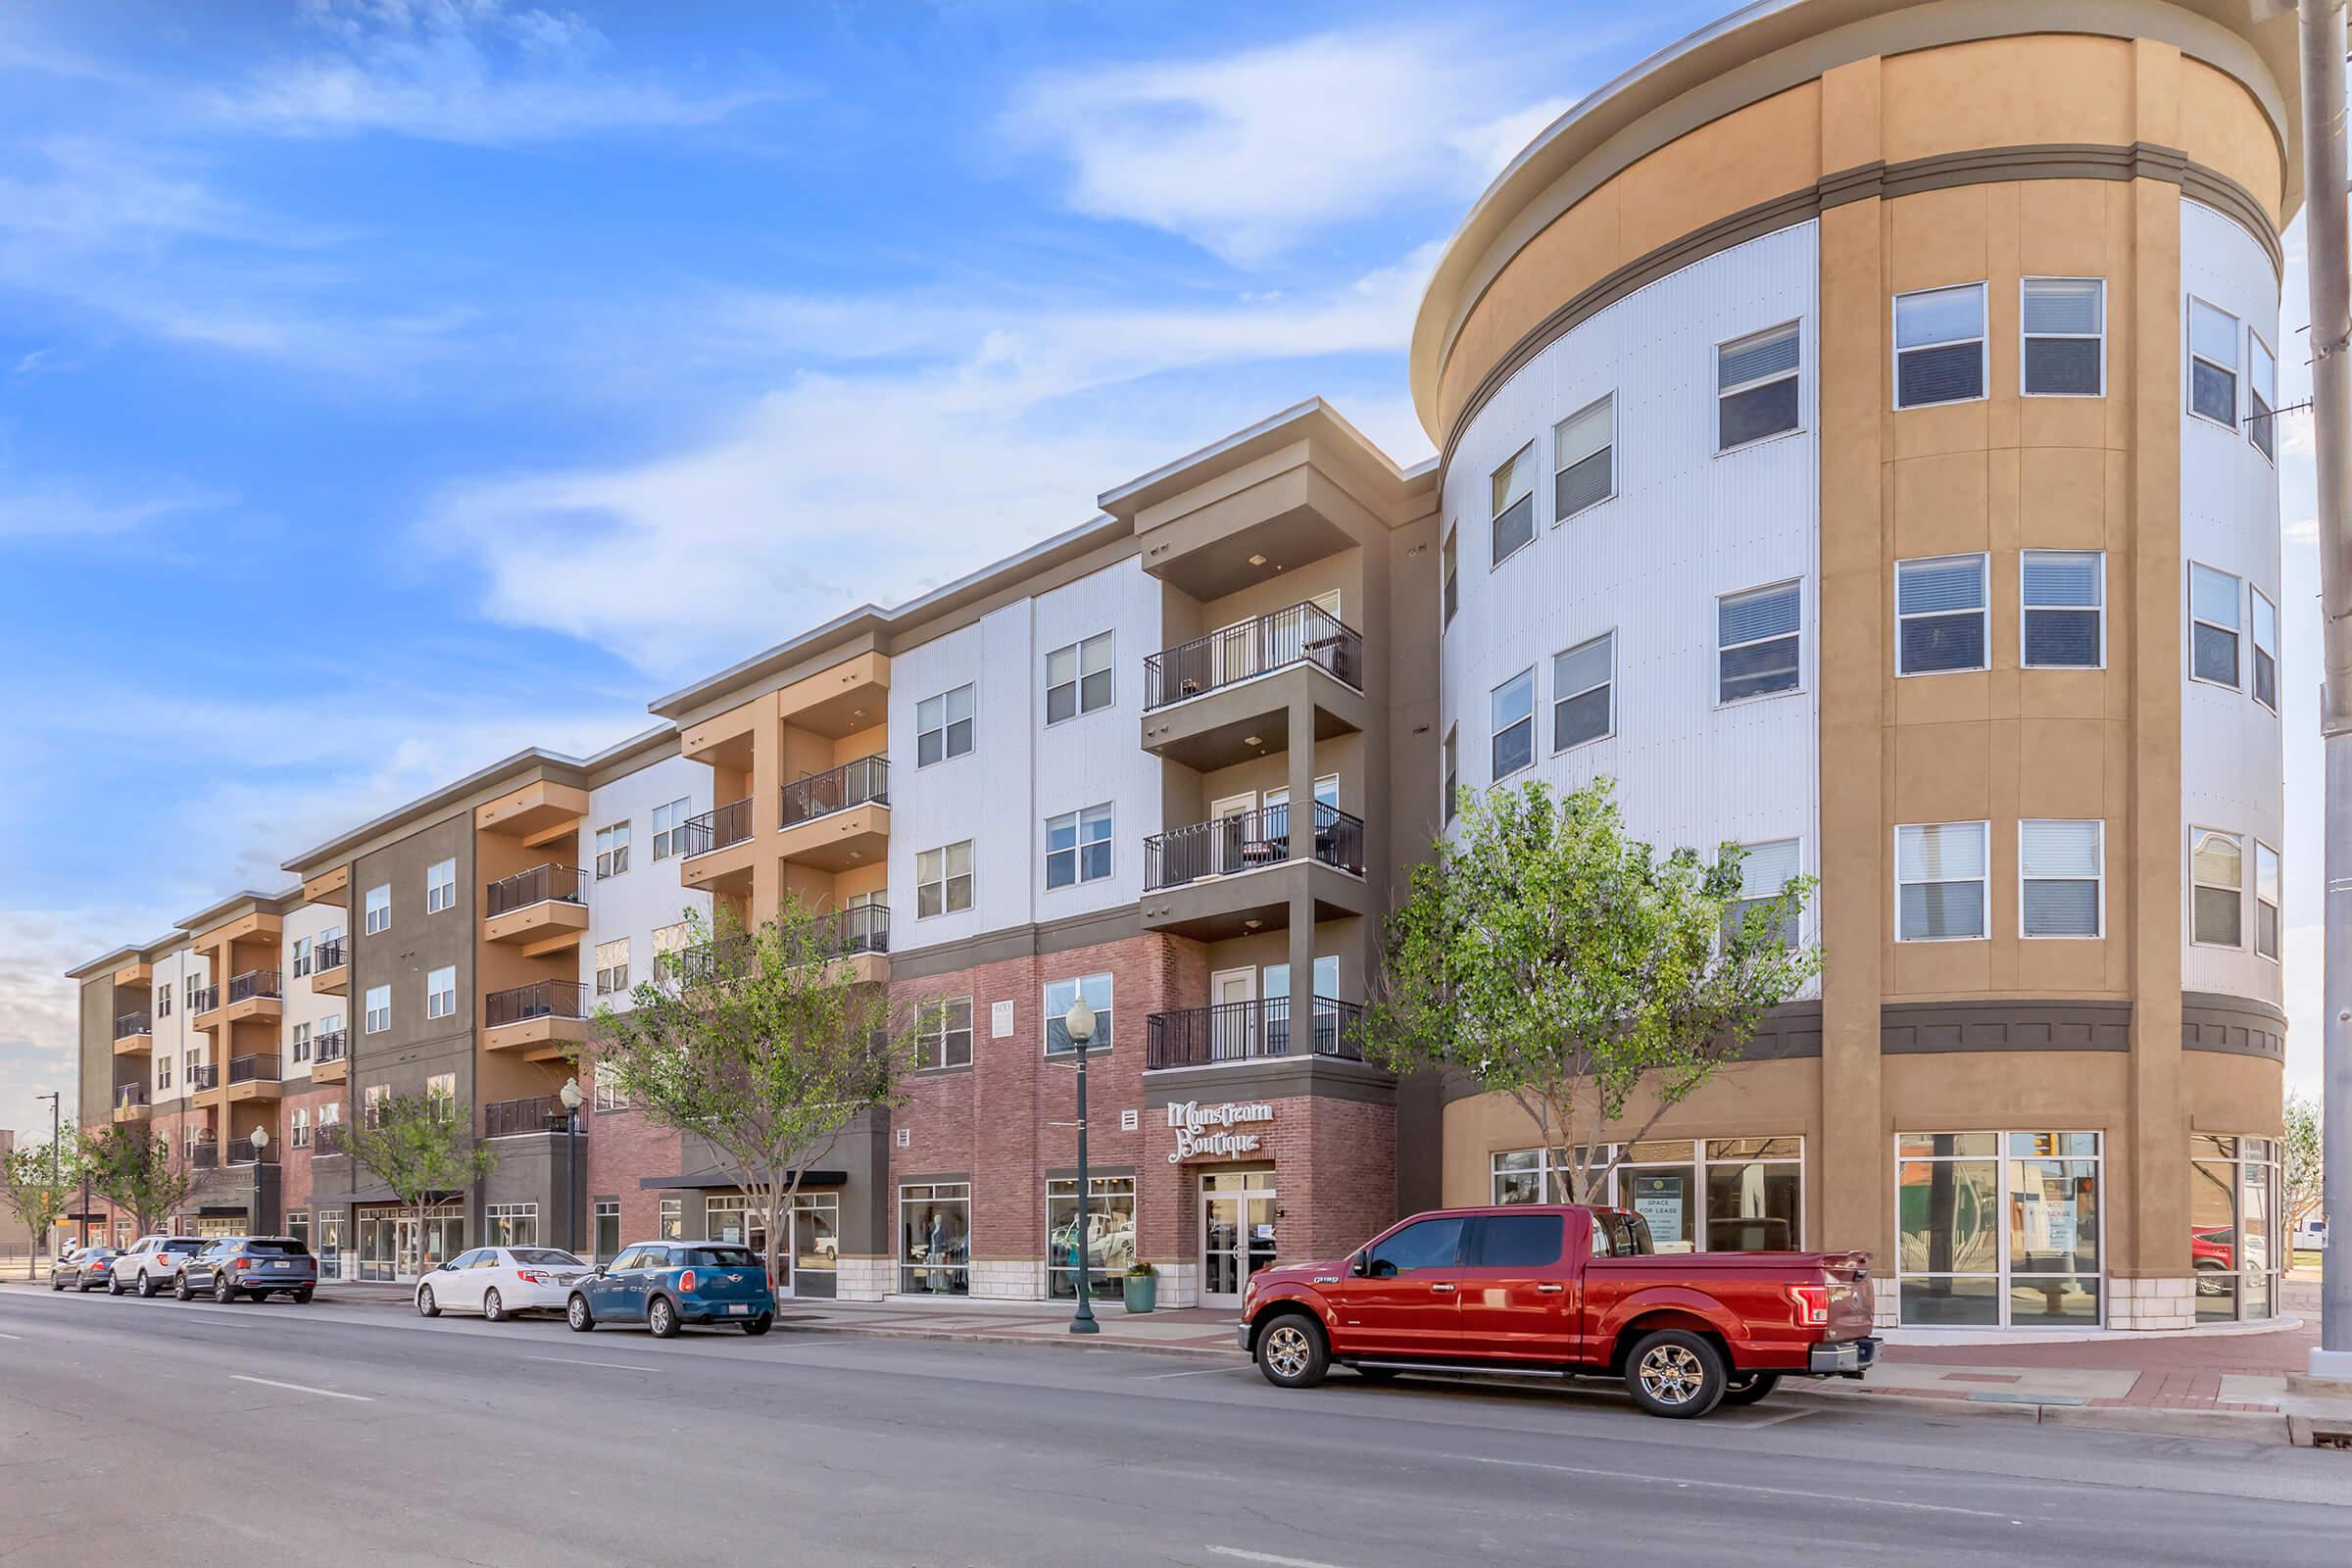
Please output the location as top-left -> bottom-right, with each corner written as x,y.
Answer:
1238,1203 -> 1877,1418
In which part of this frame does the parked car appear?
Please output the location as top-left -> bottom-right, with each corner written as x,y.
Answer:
1237,1203 -> 1878,1419
565,1242 -> 775,1338
112,1235 -> 206,1297
174,1236 -> 317,1302
53,1247 -> 121,1293
416,1247 -> 592,1321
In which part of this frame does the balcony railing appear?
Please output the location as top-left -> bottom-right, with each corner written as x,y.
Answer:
312,1124 -> 347,1157
187,1063 -> 219,1092
484,979 -> 588,1029
674,934 -> 751,985
816,904 -> 890,956
781,755 -> 890,828
1144,602 -> 1363,710
225,1137 -> 278,1166
190,985 -> 220,1014
116,1083 -> 149,1110
228,1054 -> 281,1086
315,938 -> 346,972
189,1142 -> 220,1170
1145,996 -> 1363,1070
228,969 -> 283,1004
115,1010 -> 151,1040
678,797 -> 754,858
313,1030 -> 348,1065
1144,801 -> 1365,891
485,1095 -> 569,1138
485,863 -> 588,917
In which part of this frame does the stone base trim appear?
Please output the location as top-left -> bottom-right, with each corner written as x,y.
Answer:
1152,1262 -> 1201,1309
2107,1276 -> 2198,1331
970,1258 -> 1046,1301
834,1254 -> 892,1302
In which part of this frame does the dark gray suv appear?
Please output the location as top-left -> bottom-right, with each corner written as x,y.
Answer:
175,1236 -> 318,1302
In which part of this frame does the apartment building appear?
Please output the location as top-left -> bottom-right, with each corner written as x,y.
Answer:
67,0 -> 2299,1328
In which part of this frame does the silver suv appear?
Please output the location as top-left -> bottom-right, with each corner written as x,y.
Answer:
113,1235 -> 205,1297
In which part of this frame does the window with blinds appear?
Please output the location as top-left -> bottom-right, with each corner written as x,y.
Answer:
2020,820 -> 2102,938
2191,829 -> 2244,948
2189,298 -> 2238,426
1725,838 -> 1802,949
1894,283 -> 1986,408
2188,564 -> 2241,688
1718,580 -> 1801,702
1717,322 -> 1801,450
1896,821 -> 1988,941
1896,554 -> 1988,675
2256,842 -> 2280,960
1550,633 -> 1613,752
2021,551 -> 2103,668
2021,278 -> 2104,396
1490,668 -> 1535,780
1552,395 -> 1614,520
1491,443 -> 1536,565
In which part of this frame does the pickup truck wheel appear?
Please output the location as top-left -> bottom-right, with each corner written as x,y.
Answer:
1719,1372 -> 1781,1407
1626,1330 -> 1728,1418
1253,1313 -> 1329,1390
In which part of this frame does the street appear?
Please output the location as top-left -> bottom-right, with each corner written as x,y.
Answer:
1,1289 -> 2344,1566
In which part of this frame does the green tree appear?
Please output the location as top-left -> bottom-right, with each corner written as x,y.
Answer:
79,1124 -> 195,1239
592,905 -> 918,1288
344,1090 -> 498,1269
3,1129 -> 79,1272
2283,1093 -> 2324,1252
1360,777 -> 1823,1203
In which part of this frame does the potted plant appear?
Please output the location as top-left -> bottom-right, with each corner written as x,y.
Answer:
1121,1260 -> 1158,1314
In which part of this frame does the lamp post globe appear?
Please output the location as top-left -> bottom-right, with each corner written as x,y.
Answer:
1063,998 -> 1099,1334
558,1077 -> 583,1113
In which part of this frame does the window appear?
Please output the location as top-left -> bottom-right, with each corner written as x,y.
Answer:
1442,728 -> 1458,823
486,1203 -> 538,1249
1552,395 -> 1614,520
2021,277 -> 2105,396
1442,527 -> 1458,626
1043,973 -> 1113,1054
1047,1175 -> 1137,1299
364,984 -> 391,1034
1550,633 -> 1613,751
425,857 -> 456,913
650,797 -> 692,860
2021,551 -> 2104,668
1896,554 -> 1989,675
318,1101 -> 339,1127
651,920 -> 691,979
290,1107 -> 311,1148
287,1210 -> 309,1250
2249,329 -> 2278,460
2191,828 -> 2244,948
917,997 -> 974,1070
426,1073 -> 456,1122
290,937 -> 312,978
2256,842 -> 2280,961
1725,839 -> 1801,949
364,884 -> 390,935
1490,667 -> 1535,780
916,685 -> 975,766
1896,821 -> 1989,941
1366,1216 -> 1464,1276
363,1083 -> 390,1125
594,938 -> 630,997
2020,820 -> 2103,939
1467,1212 -> 1564,1268
185,972 -> 203,1008
2192,1134 -> 2282,1322
594,1067 -> 627,1112
593,1200 -> 620,1262
1718,581 -> 1801,702
2189,298 -> 2238,426
658,1197 -> 682,1241
156,1054 -> 172,1091
156,984 -> 172,1019
900,1182 -> 969,1296
2251,587 -> 2278,711
916,841 -> 973,918
1894,283 -> 1986,408
1490,442 -> 1536,564
2189,564 -> 2241,687
291,1022 -> 311,1062
425,965 -> 457,1020
1045,804 -> 1113,890
1897,1131 -> 2101,1327
1717,321 -> 1801,449
594,822 -> 630,880
1046,632 -> 1113,723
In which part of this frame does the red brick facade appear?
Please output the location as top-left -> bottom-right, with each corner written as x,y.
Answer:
585,1100 -> 682,1249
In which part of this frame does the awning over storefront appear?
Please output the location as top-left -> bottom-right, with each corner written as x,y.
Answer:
197,1203 -> 254,1217
639,1168 -> 848,1192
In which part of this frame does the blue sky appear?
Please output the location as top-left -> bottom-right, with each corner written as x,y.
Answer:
0,0 -> 2327,1144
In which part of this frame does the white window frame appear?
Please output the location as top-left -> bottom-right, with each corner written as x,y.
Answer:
595,938 -> 630,997
290,936 -> 312,979
2247,327 -> 2278,462
1042,973 -> 1113,1055
2188,563 -> 2243,691
1045,633 -> 1114,725
364,984 -> 391,1034
425,857 -> 456,913
1551,393 -> 1616,523
1044,804 -> 1113,891
1895,820 -> 1991,944
292,1021 -> 312,1062
2020,276 -> 2106,398
1891,282 -> 1988,411
2255,840 -> 2281,962
1895,554 -> 1991,677
916,996 -> 975,1071
2190,827 -> 2246,950
1549,632 -> 1614,754
1892,1131 -> 2105,1328
1491,1138 -> 1806,1250
424,965 -> 457,1020
290,1106 -> 311,1148
1441,526 -> 1458,627
1726,838 -> 1804,950
2018,819 -> 2105,941
594,1068 -> 627,1113
1717,579 -> 1803,705
916,684 -> 976,767
1490,441 -> 1537,568
650,797 -> 692,860
2019,550 -> 2107,670
2187,296 -> 2240,429
1490,667 -> 1536,781
916,841 -> 973,919
2250,585 -> 2278,712
1715,319 -> 1803,454
594,821 -> 630,881
364,884 -> 390,935
1442,727 -> 1458,824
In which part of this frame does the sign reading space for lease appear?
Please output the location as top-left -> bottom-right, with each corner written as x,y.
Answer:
1166,1100 -> 1274,1162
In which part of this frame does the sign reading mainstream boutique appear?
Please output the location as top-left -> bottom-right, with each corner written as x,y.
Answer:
1166,1100 -> 1274,1162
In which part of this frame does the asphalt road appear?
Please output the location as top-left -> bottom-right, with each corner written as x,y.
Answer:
1,1286 -> 2344,1567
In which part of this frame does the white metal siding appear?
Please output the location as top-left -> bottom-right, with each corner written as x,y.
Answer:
584,752 -> 711,1010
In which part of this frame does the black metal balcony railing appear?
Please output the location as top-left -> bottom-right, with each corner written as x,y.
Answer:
315,937 -> 346,972
190,985 -> 220,1015
312,1124 -> 347,1157
228,969 -> 283,1004
1144,602 -> 1364,710
1146,996 -> 1363,1070
116,1083 -> 149,1110
815,903 -> 890,956
228,1054 -> 280,1086
485,1095 -> 568,1138
678,797 -> 754,858
485,863 -> 588,917
187,1063 -> 220,1092
313,1030 -> 348,1065
115,1010 -> 151,1040
189,1142 -> 220,1170
781,755 -> 890,829
674,934 -> 752,984
484,979 -> 588,1029
1144,801 -> 1365,891
226,1137 -> 278,1167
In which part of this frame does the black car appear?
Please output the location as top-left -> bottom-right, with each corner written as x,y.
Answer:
175,1236 -> 318,1302
51,1247 -> 120,1293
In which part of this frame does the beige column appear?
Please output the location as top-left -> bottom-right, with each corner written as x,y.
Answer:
749,694 -> 786,925
1286,689 -> 1317,1015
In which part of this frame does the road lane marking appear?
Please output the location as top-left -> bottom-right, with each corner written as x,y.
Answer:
230,1375 -> 372,1402
1460,1455 -> 2012,1519
528,1356 -> 658,1372
1739,1406 -> 1817,1429
1208,1549 -> 1356,1568
1147,1363 -> 1255,1381
0,1331 -> 24,1340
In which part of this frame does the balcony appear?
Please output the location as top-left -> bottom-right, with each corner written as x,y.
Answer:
312,1124 -> 347,1158
190,1141 -> 220,1171
189,984 -> 221,1030
221,968 -> 284,1026
1138,803 -> 1370,941
812,903 -> 890,984
778,756 -> 890,871
112,958 -> 154,990
483,979 -> 589,1057
482,864 -> 590,954
485,1095 -> 570,1138
302,863 -> 350,907
113,1083 -> 151,1123
677,797 -> 757,895
1140,603 -> 1367,770
114,1011 -> 153,1054
1146,996 -> 1364,1070
312,937 -> 349,996
475,778 -> 590,848
225,1137 -> 279,1167
187,1063 -> 220,1093
225,1054 -> 282,1102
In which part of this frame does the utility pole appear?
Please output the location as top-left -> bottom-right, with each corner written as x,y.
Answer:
2302,0 -> 2352,1383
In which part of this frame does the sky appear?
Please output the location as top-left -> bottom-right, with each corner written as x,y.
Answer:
0,0 -> 2329,1148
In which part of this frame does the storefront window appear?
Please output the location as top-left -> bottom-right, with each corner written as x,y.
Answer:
2192,1136 -> 2280,1321
2006,1134 -> 2100,1326
286,1210 -> 309,1250
794,1193 -> 839,1296
1896,1131 -> 2099,1327
318,1209 -> 343,1279
593,1200 -> 619,1261
706,1196 -> 767,1253
1489,1138 -> 1802,1253
486,1203 -> 538,1249
1047,1176 -> 1136,1299
659,1197 -> 683,1241
901,1183 -> 969,1295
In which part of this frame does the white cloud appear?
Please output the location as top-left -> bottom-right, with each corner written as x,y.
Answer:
0,475 -> 229,541
1006,28 -> 1588,264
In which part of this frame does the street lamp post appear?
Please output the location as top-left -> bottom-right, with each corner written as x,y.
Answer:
249,1126 -> 270,1232
36,1091 -> 60,1273
1062,998 -> 1099,1335
559,1077 -> 584,1255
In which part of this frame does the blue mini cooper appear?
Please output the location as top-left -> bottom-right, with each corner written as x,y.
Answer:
566,1241 -> 776,1338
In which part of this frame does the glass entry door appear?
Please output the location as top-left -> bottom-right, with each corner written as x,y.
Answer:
1200,1172 -> 1277,1307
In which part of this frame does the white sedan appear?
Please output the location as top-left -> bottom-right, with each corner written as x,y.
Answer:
415,1247 -> 592,1321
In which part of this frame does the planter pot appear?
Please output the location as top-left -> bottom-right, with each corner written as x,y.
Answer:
1122,1273 -> 1158,1313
